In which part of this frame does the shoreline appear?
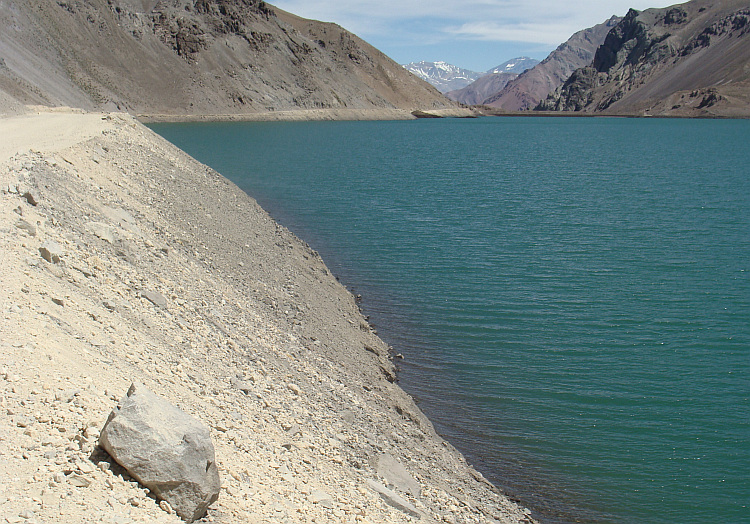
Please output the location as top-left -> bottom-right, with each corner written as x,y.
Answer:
0,108 -> 535,523
137,107 -> 479,123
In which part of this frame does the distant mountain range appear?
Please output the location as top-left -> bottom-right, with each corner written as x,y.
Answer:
480,17 -> 621,110
403,57 -> 538,93
2,0 -> 746,119
537,0 -> 750,117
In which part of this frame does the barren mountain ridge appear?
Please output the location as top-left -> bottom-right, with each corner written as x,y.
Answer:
0,0 -> 454,117
537,0 -> 750,117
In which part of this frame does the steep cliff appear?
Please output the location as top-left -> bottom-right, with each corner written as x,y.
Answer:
484,16 -> 620,111
0,0 -> 453,117
537,0 -> 750,117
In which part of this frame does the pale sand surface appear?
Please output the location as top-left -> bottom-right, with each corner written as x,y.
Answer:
0,109 -> 533,523
0,108 -> 115,161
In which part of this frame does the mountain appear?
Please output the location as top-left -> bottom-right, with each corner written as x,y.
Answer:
484,16 -> 621,111
487,57 -> 539,74
445,72 -> 518,105
0,0 -> 454,117
536,0 -> 750,117
445,56 -> 539,105
402,61 -> 483,93
404,57 -> 538,95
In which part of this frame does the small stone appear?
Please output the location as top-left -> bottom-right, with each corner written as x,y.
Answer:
86,222 -> 116,243
68,474 -> 91,488
84,426 -> 100,439
77,460 -> 96,474
285,423 -> 301,437
309,489 -> 334,508
287,383 -> 301,396
375,453 -> 422,498
15,219 -> 36,237
366,480 -> 421,519
159,500 -> 174,514
56,389 -> 80,403
39,240 -> 63,264
141,290 -> 167,308
16,416 -> 33,428
230,377 -> 253,394
22,190 -> 39,206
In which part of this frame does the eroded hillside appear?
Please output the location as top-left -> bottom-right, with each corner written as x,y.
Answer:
484,16 -> 620,111
0,0 -> 453,117
537,0 -> 750,117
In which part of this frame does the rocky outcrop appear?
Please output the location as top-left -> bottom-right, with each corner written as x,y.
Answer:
100,383 -> 221,522
484,16 -> 620,111
0,1 -> 452,116
537,0 -> 750,117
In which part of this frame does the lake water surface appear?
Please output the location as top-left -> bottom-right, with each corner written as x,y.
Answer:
149,117 -> 750,523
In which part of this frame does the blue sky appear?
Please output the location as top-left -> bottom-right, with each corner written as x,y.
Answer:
271,1 -> 677,72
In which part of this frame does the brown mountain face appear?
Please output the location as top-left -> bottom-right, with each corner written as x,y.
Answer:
537,0 -> 750,117
0,0 -> 453,116
444,72 -> 517,105
483,16 -> 621,111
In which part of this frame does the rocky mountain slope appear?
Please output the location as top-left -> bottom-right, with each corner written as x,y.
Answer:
445,72 -> 518,105
0,0 -> 454,117
537,0 -> 750,117
484,16 -> 621,111
402,61 -> 484,93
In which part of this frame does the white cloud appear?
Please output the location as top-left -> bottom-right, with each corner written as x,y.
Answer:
272,0 -> 675,45
444,20 -> 584,46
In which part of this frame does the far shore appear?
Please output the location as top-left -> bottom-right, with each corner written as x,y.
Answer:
137,107 -> 478,123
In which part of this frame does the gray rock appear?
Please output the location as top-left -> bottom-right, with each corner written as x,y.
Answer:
309,489 -> 334,508
68,474 -> 92,487
375,453 -> 422,497
15,219 -> 36,237
103,206 -> 142,236
141,290 -> 167,308
22,189 -> 39,206
366,479 -> 421,519
87,221 -> 116,243
99,383 -> 220,523
230,376 -> 252,394
39,240 -> 63,263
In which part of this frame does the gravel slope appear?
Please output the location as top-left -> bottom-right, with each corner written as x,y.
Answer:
0,109 -> 533,524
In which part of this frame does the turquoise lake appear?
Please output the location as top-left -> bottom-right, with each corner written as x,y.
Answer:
149,117 -> 750,523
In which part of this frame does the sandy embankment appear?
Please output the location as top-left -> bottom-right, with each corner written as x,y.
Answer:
0,108 -> 532,523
